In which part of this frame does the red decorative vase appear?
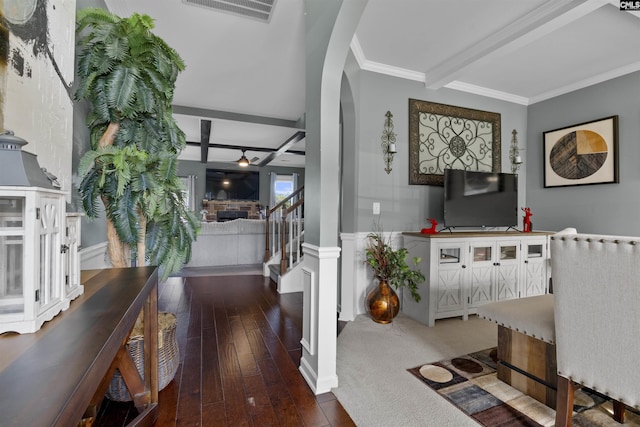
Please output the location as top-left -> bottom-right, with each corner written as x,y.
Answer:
366,280 -> 399,324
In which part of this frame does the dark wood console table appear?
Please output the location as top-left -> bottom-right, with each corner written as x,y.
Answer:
0,267 -> 159,427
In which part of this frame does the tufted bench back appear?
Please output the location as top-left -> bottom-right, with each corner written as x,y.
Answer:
551,230 -> 640,410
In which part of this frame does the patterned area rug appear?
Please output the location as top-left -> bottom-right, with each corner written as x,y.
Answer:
408,348 -> 640,427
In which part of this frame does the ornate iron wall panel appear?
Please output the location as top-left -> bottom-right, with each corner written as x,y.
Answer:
409,99 -> 501,186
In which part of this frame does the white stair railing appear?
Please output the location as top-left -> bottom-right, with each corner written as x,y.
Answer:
264,186 -> 304,274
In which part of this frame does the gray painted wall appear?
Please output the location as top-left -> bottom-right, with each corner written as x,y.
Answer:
526,70 -> 640,235
341,60 -> 529,233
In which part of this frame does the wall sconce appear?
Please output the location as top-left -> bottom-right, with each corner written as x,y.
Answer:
509,129 -> 523,174
381,111 -> 396,174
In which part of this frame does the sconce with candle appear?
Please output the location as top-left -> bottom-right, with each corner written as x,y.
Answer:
509,129 -> 523,174
381,111 -> 397,174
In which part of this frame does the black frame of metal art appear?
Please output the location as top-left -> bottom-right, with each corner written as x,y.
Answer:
408,99 -> 501,186
543,115 -> 619,188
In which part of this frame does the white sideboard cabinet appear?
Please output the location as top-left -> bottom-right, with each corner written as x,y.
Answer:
401,231 -> 552,327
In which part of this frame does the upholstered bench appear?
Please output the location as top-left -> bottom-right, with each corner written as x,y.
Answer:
477,294 -> 557,408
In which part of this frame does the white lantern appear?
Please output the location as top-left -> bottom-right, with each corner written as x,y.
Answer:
0,131 -> 77,334
63,212 -> 84,302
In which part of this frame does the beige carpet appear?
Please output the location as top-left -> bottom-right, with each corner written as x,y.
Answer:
333,313 -> 497,426
334,313 -> 640,427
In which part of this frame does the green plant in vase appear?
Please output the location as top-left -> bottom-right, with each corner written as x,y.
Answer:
364,231 -> 425,323
75,8 -> 200,281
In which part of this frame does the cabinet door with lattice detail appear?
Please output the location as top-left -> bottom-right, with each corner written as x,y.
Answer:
468,241 -> 494,308
494,241 -> 520,301
521,239 -> 548,297
435,243 -> 466,315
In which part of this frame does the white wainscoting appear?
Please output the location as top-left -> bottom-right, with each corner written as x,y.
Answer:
339,231 -> 405,322
187,219 -> 266,267
80,241 -> 110,271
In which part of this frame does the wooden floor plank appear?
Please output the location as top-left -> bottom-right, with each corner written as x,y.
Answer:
202,401 -> 227,426
175,336 -> 202,426
201,321 -> 223,405
155,363 -> 181,426
94,272 -> 354,426
220,342 -> 253,425
242,373 -> 281,425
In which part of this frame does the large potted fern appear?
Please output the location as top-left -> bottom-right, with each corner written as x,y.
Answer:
75,8 -> 199,281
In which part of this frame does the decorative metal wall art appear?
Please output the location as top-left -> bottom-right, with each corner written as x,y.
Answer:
408,99 -> 501,186
380,111 -> 397,174
543,115 -> 619,188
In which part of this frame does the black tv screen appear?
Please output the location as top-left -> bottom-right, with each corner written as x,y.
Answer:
443,169 -> 518,228
205,169 -> 259,201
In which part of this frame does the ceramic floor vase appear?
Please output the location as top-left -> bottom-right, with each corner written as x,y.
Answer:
366,280 -> 399,324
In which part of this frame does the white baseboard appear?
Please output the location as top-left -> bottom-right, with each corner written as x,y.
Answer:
299,356 -> 339,394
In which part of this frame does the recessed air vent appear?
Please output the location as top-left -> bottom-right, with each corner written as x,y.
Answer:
183,0 -> 276,23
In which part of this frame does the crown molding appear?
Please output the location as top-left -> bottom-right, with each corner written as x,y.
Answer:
444,81 -> 530,105
529,61 -> 640,105
350,36 -> 424,82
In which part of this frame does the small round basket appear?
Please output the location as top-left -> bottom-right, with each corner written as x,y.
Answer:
106,312 -> 179,402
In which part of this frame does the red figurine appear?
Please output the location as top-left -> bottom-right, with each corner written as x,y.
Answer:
522,207 -> 533,233
421,218 -> 438,234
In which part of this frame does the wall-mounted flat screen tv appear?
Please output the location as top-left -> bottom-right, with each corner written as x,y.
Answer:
205,169 -> 259,201
443,169 -> 518,228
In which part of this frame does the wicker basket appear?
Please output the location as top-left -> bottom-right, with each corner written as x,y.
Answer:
106,312 -> 179,402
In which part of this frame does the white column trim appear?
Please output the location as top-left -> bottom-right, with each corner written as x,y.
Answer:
299,242 -> 341,394
301,242 -> 341,259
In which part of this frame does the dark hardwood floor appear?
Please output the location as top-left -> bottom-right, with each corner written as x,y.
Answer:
94,273 -> 355,426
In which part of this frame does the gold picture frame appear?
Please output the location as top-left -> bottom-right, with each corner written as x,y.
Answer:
409,99 -> 501,186
543,115 -> 619,188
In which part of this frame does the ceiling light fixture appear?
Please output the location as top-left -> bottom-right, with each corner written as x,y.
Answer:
237,149 -> 250,167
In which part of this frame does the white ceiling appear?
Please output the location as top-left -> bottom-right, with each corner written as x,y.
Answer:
103,0 -> 640,168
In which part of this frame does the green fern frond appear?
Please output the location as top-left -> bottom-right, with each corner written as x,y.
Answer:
107,65 -> 139,114
134,80 -> 156,113
161,113 -> 186,151
77,150 -> 101,177
108,188 -> 139,245
140,67 -> 166,98
155,37 -> 185,72
86,79 -> 111,124
79,168 -> 103,218
104,34 -> 129,60
157,157 -> 177,181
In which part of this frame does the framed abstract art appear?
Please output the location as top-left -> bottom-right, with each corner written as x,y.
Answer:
408,99 -> 501,186
543,115 -> 619,188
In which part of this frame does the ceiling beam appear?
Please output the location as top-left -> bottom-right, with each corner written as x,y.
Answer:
185,140 -> 305,156
173,104 -> 304,130
200,119 -> 211,163
424,0 -> 610,89
257,131 -> 306,167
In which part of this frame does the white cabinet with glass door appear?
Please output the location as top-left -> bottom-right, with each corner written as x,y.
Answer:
434,243 -> 467,317
468,239 -> 521,304
521,237 -> 549,297
402,231 -> 552,327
